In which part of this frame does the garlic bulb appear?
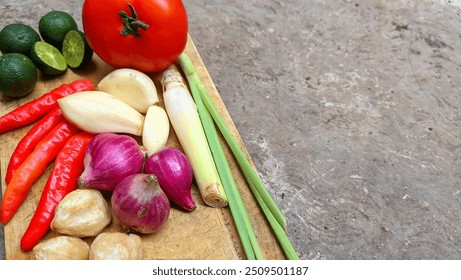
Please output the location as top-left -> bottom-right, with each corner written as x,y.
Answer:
51,189 -> 111,237
89,232 -> 143,260
33,236 -> 89,260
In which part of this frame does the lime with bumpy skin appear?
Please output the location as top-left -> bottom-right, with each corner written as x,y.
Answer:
30,41 -> 68,76
62,30 -> 93,69
0,23 -> 41,56
39,10 -> 78,49
0,53 -> 38,98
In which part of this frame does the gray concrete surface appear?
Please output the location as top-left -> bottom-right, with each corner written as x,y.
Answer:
1,0 -> 461,260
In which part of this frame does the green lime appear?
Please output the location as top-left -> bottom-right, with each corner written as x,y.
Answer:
38,10 -> 78,49
0,23 -> 41,56
0,53 -> 38,98
62,30 -> 93,69
30,41 -> 67,75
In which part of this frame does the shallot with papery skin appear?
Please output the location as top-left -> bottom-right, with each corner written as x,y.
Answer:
144,147 -> 196,211
111,173 -> 170,234
78,133 -> 144,191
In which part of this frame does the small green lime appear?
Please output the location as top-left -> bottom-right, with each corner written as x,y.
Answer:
62,30 -> 93,69
0,23 -> 41,56
30,41 -> 67,75
0,53 -> 38,98
38,10 -> 78,49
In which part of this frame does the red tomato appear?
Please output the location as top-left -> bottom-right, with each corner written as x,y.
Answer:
82,0 -> 188,73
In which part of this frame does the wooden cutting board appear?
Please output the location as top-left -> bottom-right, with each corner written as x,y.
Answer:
0,36 -> 286,260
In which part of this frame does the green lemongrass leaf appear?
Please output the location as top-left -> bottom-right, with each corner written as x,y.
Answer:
249,178 -> 300,260
178,53 -> 286,230
178,53 -> 298,259
188,76 -> 263,260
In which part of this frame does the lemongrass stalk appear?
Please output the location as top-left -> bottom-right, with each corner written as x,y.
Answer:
189,81 -> 263,260
161,66 -> 228,208
178,53 -> 299,259
177,53 -> 286,229
200,81 -> 299,260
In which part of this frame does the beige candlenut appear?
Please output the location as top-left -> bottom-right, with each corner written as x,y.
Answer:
50,189 -> 111,237
33,236 -> 89,260
89,232 -> 143,260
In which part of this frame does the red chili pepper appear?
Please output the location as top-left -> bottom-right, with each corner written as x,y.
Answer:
20,131 -> 93,251
0,79 -> 94,135
5,107 -> 65,184
0,120 -> 80,224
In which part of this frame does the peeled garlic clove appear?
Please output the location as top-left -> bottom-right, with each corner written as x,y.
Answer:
51,189 -> 111,238
58,90 -> 145,136
142,105 -> 170,156
98,68 -> 159,113
33,236 -> 89,260
89,232 -> 143,260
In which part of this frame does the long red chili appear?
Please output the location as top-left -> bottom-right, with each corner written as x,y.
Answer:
5,107 -> 65,184
0,79 -> 94,135
0,120 -> 80,224
20,131 -> 93,251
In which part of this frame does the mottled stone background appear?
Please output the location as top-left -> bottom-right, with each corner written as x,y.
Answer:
1,0 -> 461,259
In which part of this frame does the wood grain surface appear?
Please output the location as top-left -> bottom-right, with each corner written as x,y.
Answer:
0,36 -> 285,260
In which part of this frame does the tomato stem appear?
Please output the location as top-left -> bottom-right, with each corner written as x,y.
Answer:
119,3 -> 149,38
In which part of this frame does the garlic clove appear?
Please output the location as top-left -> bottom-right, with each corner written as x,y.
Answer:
51,189 -> 112,238
33,236 -> 89,260
58,90 -> 145,136
89,232 -> 143,260
97,68 -> 159,113
142,105 -> 170,156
